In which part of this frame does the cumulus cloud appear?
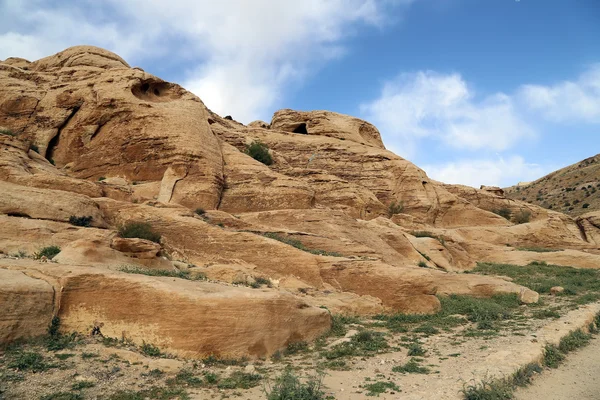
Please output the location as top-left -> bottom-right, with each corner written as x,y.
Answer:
360,71 -> 536,156
422,156 -> 550,188
0,0 -> 415,122
519,64 -> 600,123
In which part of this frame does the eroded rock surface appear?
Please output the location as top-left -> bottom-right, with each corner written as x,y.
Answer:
2,46 -> 600,358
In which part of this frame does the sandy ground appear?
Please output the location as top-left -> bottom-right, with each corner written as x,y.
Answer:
515,335 -> 600,400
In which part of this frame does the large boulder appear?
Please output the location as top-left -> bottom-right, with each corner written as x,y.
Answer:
0,268 -> 54,343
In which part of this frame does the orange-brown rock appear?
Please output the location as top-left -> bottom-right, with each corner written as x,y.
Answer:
0,259 -> 330,358
0,268 -> 55,343
110,237 -> 161,259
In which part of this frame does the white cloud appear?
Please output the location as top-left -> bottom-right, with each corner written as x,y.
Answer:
422,156 -> 550,188
0,0 -> 415,122
519,64 -> 600,123
360,71 -> 536,157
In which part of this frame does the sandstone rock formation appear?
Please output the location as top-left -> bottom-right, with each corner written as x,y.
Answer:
1,46 -> 600,358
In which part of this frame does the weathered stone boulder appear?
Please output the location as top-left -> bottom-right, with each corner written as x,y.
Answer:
0,268 -> 54,343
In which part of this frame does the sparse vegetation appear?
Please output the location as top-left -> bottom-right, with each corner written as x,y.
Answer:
418,261 -> 429,268
0,128 -> 16,136
513,210 -> 531,224
263,232 -> 343,257
392,358 -> 430,374
321,330 -> 388,360
140,342 -> 162,357
265,367 -> 326,400
246,140 -> 273,166
119,266 -> 206,281
34,245 -> 61,260
68,215 -> 93,227
362,380 -> 400,397
194,208 -> 206,216
387,200 -> 404,217
516,247 -> 561,253
473,262 -> 600,304
410,231 -> 437,239
493,207 -> 512,220
118,222 -> 161,243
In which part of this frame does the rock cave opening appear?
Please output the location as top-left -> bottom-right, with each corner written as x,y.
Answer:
293,123 -> 308,134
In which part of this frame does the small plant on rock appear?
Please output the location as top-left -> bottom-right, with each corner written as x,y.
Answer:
493,207 -> 512,220
513,209 -> 531,224
35,245 -> 61,260
265,367 -> 325,400
246,141 -> 273,166
118,222 -> 161,243
387,200 -> 404,218
69,215 -> 93,227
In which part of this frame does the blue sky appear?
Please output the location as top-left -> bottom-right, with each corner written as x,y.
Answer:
1,0 -> 599,187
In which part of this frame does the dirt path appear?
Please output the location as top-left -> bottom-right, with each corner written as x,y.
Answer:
515,335 -> 600,400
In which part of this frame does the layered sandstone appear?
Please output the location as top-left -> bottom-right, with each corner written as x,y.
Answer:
2,46 -> 600,358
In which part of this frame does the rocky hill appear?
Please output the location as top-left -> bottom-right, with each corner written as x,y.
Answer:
1,46 -> 600,364
505,154 -> 600,216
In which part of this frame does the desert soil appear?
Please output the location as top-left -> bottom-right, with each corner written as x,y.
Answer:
515,335 -> 600,400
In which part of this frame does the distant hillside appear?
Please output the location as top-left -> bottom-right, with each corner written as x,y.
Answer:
505,154 -> 600,216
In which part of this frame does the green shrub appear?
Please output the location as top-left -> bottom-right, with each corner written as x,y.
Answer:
8,351 -> 53,372
407,343 -> 426,357
72,381 -> 95,390
119,266 -> 206,281
558,329 -> 591,353
387,200 -> 404,217
583,203 -> 590,209
0,128 -> 15,136
411,231 -> 437,238
418,261 -> 429,268
35,245 -> 61,260
141,342 -> 162,357
246,141 -> 273,165
30,144 -> 39,153
265,367 -> 325,400
98,177 -> 106,181
69,215 -> 93,227
118,222 -> 161,243
493,207 -> 512,220
40,393 -> 82,400
513,210 -> 531,224
362,380 -> 400,396
461,378 -> 512,400
195,208 -> 206,216
216,371 -> 262,389
285,341 -> 309,355
392,358 -> 429,374
543,344 -> 565,368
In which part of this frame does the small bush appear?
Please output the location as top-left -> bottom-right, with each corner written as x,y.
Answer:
407,342 -> 426,357
583,203 -> 590,209
195,208 -> 206,216
418,261 -> 429,268
118,222 -> 161,243
392,358 -> 429,374
558,329 -> 591,353
285,341 -> 309,356
98,177 -> 106,181
8,351 -> 53,372
512,363 -> 542,387
40,393 -> 82,400
543,344 -> 565,368
265,367 -> 325,400
0,128 -> 16,136
141,342 -> 162,357
30,144 -> 39,153
217,371 -> 262,389
119,266 -> 206,281
35,245 -> 61,260
411,231 -> 437,239
362,380 -> 400,396
72,381 -> 95,390
461,378 -> 512,400
69,215 -> 93,227
246,141 -> 273,166
513,210 -> 531,224
493,207 -> 512,220
387,200 -> 404,218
